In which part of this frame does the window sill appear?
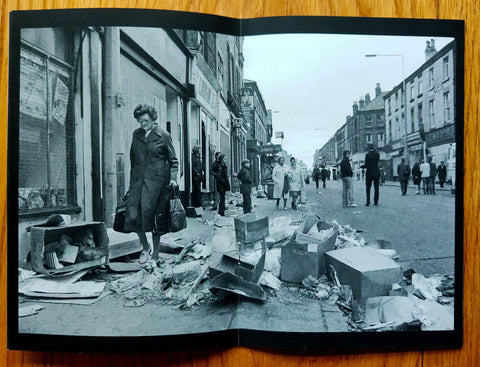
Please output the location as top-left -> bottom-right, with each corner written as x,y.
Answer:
18,206 -> 82,220
410,98 -> 415,103
442,77 -> 450,84
417,93 -> 423,98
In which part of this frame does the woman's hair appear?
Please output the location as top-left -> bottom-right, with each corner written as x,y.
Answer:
192,145 -> 201,155
277,156 -> 285,163
343,150 -> 350,158
241,159 -> 250,167
218,153 -> 226,163
133,104 -> 158,121
290,157 -> 296,162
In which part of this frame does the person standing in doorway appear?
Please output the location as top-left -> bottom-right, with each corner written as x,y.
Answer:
272,156 -> 288,210
191,146 -> 203,208
429,157 -> 437,194
321,165 -> 329,188
363,143 -> 380,206
437,161 -> 447,188
420,158 -> 431,195
210,151 -> 221,210
397,156 -> 411,196
237,159 -> 252,214
313,164 -> 321,189
287,157 -> 303,210
212,153 -> 230,216
412,161 -> 422,195
340,150 -> 357,208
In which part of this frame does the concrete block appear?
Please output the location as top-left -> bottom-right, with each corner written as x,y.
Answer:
325,247 -> 403,299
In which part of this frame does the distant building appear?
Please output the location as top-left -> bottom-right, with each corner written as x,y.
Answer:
384,39 -> 456,177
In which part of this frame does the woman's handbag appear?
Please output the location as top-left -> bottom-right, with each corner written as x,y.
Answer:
113,192 -> 131,233
168,189 -> 187,233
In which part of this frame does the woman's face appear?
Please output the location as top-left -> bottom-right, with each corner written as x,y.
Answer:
137,113 -> 154,131
279,158 -> 285,166
222,156 -> 227,165
290,159 -> 296,167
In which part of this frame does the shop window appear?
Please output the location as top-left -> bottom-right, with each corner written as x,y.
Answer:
18,41 -> 76,214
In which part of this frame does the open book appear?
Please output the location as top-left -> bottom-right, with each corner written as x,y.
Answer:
8,8 -> 463,353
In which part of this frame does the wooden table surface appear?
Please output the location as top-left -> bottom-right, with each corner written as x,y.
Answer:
1,1 -> 478,366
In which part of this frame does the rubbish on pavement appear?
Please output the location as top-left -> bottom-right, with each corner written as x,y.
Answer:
209,272 -> 266,301
172,260 -> 203,286
18,268 -> 36,282
365,239 -> 392,249
264,248 -> 281,277
269,216 -> 297,242
411,273 -> 443,301
281,218 -> 338,283
302,275 -> 319,290
21,278 -> 106,298
44,252 -> 63,269
325,246 -> 403,299
186,206 -> 204,218
19,304 -> 45,317
30,219 -> 109,275
259,271 -> 281,290
124,298 -> 147,307
107,262 -> 148,273
234,213 -> 269,243
183,265 -> 209,300
175,237 -> 202,264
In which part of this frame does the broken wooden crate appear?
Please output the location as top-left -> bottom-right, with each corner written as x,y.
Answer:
30,221 -> 109,275
325,246 -> 403,299
280,219 -> 338,283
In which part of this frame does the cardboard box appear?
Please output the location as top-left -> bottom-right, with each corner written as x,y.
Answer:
234,213 -> 269,243
280,222 -> 338,283
30,222 -> 109,275
325,247 -> 403,299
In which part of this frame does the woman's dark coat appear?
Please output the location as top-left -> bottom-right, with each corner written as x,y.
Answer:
192,154 -> 203,191
237,167 -> 252,195
212,163 -> 230,192
125,126 -> 178,233
412,164 -> 422,185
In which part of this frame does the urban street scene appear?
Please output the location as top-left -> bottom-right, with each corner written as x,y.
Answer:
15,25 -> 457,341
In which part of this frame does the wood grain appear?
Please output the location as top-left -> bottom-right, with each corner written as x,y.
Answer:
1,0 -> 478,366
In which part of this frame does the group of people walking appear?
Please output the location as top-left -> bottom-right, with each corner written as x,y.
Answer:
271,156 -> 305,210
401,157 -> 447,195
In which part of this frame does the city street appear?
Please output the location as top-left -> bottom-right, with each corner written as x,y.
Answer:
254,179 -> 455,277
18,179 -> 456,338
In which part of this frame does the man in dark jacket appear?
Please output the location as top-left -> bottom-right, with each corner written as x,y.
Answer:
237,159 -> 252,214
209,151 -> 221,210
211,153 -> 230,216
312,165 -> 321,189
397,156 -> 411,196
437,161 -> 447,188
363,143 -> 380,206
340,150 -> 357,208
429,157 -> 437,194
321,165 -> 329,188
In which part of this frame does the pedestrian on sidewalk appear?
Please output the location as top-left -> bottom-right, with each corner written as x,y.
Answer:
191,146 -> 203,208
237,159 -> 252,214
313,164 -> 321,189
321,164 -> 329,188
437,161 -> 447,188
340,150 -> 357,208
287,157 -> 304,210
210,152 -> 221,210
397,156 -> 411,196
272,156 -> 288,210
412,161 -> 422,195
429,157 -> 437,194
362,143 -> 380,206
125,104 -> 179,264
212,153 -> 230,216
420,158 -> 431,195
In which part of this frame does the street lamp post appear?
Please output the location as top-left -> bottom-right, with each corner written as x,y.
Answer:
366,54 -> 409,163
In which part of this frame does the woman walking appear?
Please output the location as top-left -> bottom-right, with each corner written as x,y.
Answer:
272,156 -> 288,210
237,159 -> 252,214
125,104 -> 178,264
412,161 -> 422,195
191,146 -> 203,207
288,157 -> 304,210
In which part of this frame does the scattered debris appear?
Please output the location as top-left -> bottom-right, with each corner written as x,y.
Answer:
259,271 -> 281,290
411,273 -> 443,301
19,304 -> 45,317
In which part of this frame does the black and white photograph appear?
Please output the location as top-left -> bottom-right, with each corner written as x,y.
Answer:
8,10 -> 463,352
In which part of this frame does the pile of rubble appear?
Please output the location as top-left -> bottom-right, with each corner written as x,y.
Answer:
18,212 -> 454,332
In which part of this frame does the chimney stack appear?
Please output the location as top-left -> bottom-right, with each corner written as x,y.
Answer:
375,83 -> 381,97
365,93 -> 371,105
425,39 -> 437,60
359,97 -> 365,109
353,101 -> 359,115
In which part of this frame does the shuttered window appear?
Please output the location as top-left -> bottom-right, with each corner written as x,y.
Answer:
18,29 -> 76,214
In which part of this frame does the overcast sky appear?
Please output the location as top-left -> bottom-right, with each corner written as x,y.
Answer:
243,34 -> 454,168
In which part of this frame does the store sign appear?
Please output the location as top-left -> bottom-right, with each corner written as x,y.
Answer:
425,124 -> 455,146
275,131 -> 284,139
258,144 -> 282,155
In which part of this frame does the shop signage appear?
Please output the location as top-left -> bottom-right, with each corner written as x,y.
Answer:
425,124 -> 455,146
258,144 -> 282,155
